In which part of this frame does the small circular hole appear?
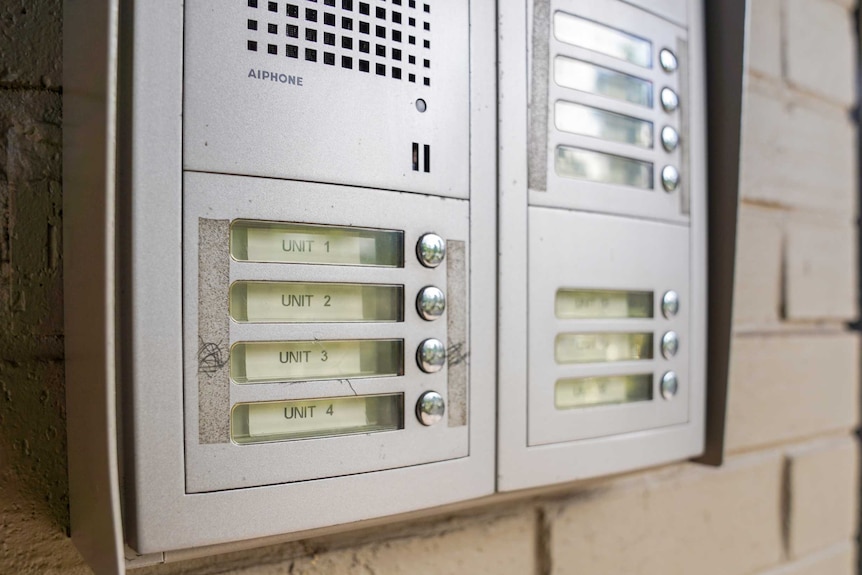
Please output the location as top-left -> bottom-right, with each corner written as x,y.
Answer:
415,99 -> 427,113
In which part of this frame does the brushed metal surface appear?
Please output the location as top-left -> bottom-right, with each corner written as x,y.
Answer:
63,0 -> 126,572
184,0 -> 470,199
182,173 -> 469,493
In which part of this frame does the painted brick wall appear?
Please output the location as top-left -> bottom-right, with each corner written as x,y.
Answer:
0,0 -> 858,573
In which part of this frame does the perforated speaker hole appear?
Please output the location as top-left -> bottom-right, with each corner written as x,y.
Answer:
246,0 -> 432,86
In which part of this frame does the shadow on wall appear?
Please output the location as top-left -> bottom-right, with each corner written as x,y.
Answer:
0,88 -> 68,535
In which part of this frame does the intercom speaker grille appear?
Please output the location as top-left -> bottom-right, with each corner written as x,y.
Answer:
246,0 -> 433,86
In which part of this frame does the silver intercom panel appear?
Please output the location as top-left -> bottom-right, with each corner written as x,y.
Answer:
65,0 -> 496,566
67,0 -> 715,570
497,0 -> 707,490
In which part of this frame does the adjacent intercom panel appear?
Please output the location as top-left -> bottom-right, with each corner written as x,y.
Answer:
497,0 -> 707,490
65,0 -> 496,564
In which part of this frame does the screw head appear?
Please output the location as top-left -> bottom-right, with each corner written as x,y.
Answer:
417,286 -> 446,321
661,126 -> 679,152
661,371 -> 679,400
661,331 -> 680,359
416,391 -> 446,426
660,88 -> 679,112
417,338 -> 447,373
661,165 -> 680,192
662,290 -> 680,318
659,49 -> 678,73
417,233 -> 446,268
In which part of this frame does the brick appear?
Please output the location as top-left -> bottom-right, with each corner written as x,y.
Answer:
749,0 -> 783,78
145,510 -> 538,575
546,455 -> 783,575
725,333 -> 859,452
0,463 -> 88,574
784,0 -> 856,105
0,360 -> 68,531
758,542 -> 855,575
0,0 -> 62,88
287,511 -> 536,575
785,219 -> 857,321
739,87 -> 856,216
787,437 -> 858,558
0,90 -> 63,359
732,205 -> 783,325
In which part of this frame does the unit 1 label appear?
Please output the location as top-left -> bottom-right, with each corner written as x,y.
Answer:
230,220 -> 404,267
